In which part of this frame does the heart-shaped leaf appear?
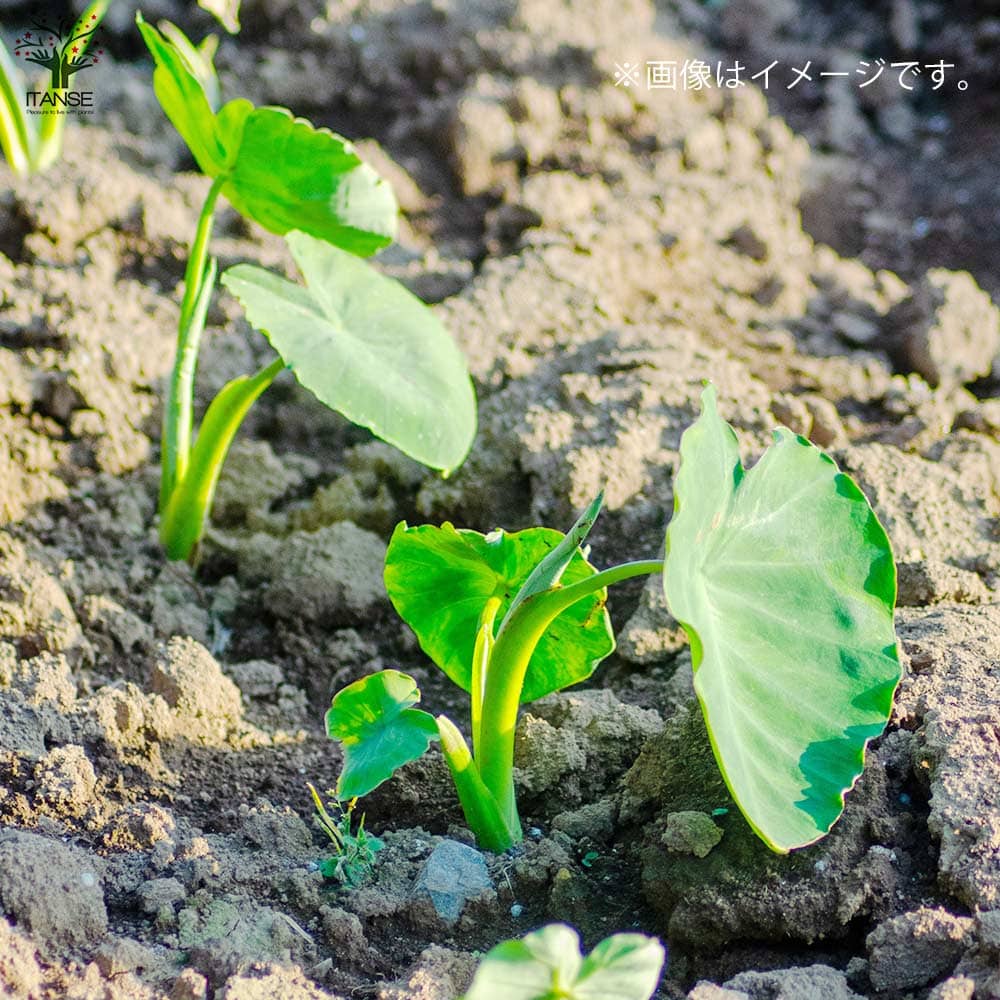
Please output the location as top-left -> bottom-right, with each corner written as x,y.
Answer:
223,107 -> 397,256
326,669 -> 439,800
663,385 -> 900,852
463,924 -> 665,1000
384,519 -> 614,704
221,231 -> 476,472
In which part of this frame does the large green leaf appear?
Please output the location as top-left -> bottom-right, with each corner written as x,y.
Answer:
223,107 -> 397,256
326,669 -> 439,800
463,924 -> 665,1000
664,385 -> 900,852
221,231 -> 476,472
384,519 -> 614,704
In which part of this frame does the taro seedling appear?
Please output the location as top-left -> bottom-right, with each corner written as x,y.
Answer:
326,386 -> 900,854
462,924 -> 665,1000
137,14 -> 476,562
307,784 -> 383,886
0,1 -> 110,176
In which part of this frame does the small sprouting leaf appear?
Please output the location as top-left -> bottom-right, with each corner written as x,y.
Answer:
318,857 -> 341,879
157,20 -> 222,110
221,231 -> 476,472
326,669 -> 439,800
663,384 -> 900,852
136,14 -> 227,176
463,924 -> 665,1000
198,0 -> 241,33
384,519 -> 614,704
222,107 -> 397,255
504,492 -> 603,622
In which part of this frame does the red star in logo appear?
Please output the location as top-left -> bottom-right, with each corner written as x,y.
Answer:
72,45 -> 79,53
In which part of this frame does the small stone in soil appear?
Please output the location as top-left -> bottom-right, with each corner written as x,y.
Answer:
687,983 -> 750,1000
723,964 -> 863,999
866,906 -> 974,992
0,831 -> 107,954
170,968 -> 209,1000
411,839 -> 493,924
927,976 -> 976,1000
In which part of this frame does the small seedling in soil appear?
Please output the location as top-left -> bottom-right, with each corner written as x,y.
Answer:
0,1 -> 110,176
326,386 -> 900,853
308,783 -> 383,887
461,923 -> 665,1000
138,14 -> 476,562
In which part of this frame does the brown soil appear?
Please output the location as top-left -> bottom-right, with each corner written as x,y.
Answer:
1,1 -> 999,998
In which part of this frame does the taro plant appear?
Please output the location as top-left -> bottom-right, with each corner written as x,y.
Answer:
137,14 -> 476,562
326,386 -> 900,854
462,924 -> 665,1000
0,1 -> 110,176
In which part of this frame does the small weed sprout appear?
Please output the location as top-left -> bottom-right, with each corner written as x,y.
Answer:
308,784 -> 383,887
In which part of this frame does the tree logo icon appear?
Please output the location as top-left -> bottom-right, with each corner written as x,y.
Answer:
13,9 -> 105,91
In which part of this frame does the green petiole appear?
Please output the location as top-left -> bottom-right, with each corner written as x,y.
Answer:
475,558 -> 662,842
159,357 -> 284,561
436,714 -> 514,854
160,174 -> 225,512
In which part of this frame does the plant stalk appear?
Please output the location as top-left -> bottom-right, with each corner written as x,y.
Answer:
470,596 -> 500,762
159,357 -> 285,562
477,559 -> 664,835
437,714 -> 515,852
161,173 -> 227,510
0,43 -> 33,178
